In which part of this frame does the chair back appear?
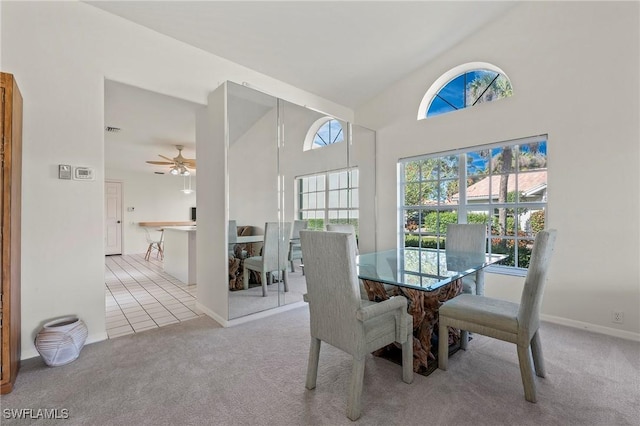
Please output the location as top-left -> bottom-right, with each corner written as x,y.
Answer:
300,230 -> 363,354
445,224 -> 486,254
291,220 -> 308,239
228,220 -> 238,244
262,222 -> 292,271
518,229 -> 558,338
326,224 -> 358,255
144,228 -> 163,244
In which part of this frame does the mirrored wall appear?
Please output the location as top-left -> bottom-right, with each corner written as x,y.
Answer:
226,82 -> 376,320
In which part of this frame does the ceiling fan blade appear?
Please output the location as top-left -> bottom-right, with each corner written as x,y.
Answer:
146,161 -> 174,165
159,154 -> 175,162
183,159 -> 196,166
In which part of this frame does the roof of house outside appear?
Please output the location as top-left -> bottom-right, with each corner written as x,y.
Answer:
452,170 -> 547,201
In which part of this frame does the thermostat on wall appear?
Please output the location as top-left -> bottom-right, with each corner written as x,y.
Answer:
73,166 -> 95,181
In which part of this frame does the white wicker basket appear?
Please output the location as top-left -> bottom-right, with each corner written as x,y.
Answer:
35,316 -> 88,367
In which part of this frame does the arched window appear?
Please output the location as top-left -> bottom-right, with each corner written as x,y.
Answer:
417,62 -> 512,120
303,117 -> 344,151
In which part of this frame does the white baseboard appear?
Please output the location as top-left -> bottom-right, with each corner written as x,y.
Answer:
195,302 -> 228,327
197,301 -> 308,328
541,314 -> 640,342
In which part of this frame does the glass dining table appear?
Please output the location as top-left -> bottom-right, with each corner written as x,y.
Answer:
357,247 -> 507,375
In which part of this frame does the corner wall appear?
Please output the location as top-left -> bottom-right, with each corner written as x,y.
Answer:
356,1 -> 640,338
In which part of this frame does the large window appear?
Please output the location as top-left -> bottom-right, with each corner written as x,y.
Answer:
399,135 -> 547,273
297,168 -> 359,233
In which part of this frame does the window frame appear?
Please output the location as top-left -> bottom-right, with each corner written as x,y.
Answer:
296,167 -> 360,232
303,117 -> 346,151
417,62 -> 512,120
398,134 -> 548,276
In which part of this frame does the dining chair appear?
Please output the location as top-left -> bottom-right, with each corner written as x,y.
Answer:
326,223 -> 372,299
288,220 -> 308,272
143,228 -> 164,261
326,223 -> 358,254
243,222 -> 292,297
445,223 -> 487,296
300,230 -> 413,421
438,229 -> 558,403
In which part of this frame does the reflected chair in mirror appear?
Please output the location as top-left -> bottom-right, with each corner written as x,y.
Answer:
228,220 -> 238,257
445,224 -> 487,296
243,222 -> 292,297
300,230 -> 413,421
288,220 -> 308,273
144,228 -> 164,261
438,229 -> 558,403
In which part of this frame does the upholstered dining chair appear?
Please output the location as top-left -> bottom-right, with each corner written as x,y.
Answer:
243,222 -> 292,297
288,220 -> 308,272
446,224 -> 487,296
143,228 -> 164,261
438,229 -> 558,403
300,230 -> 413,421
326,223 -> 371,299
326,223 -> 358,254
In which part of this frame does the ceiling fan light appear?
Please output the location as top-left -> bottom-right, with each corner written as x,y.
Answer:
180,168 -> 190,176
170,167 -> 179,175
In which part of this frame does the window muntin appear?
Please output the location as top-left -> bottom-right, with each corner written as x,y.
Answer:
313,119 -> 344,148
297,168 -> 359,233
417,63 -> 513,120
427,70 -> 512,118
399,136 -> 547,272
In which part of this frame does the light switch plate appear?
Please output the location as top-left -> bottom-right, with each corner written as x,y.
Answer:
58,164 -> 72,180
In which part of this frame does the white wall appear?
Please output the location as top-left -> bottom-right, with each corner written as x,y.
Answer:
1,1 -> 353,358
104,170 -> 196,254
356,2 -> 640,338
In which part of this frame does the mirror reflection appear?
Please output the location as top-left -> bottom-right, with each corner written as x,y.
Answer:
226,82 -> 376,320
227,83 -> 279,318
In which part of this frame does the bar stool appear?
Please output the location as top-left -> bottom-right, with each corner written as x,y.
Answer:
144,228 -> 164,261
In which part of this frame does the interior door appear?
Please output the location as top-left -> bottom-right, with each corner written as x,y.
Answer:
105,181 -> 122,255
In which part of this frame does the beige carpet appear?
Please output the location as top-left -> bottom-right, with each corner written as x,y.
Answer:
1,306 -> 638,425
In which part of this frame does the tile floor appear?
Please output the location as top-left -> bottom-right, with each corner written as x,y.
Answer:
105,253 -> 203,339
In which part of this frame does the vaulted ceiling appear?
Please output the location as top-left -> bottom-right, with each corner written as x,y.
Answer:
97,1 -> 518,174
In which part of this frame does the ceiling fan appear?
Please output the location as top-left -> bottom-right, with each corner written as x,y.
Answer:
146,145 -> 196,176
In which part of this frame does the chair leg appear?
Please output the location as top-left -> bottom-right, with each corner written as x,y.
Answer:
517,343 -> 537,403
290,260 -> 295,273
402,335 -> 414,384
282,270 -> 289,292
347,356 -> 365,421
145,244 -> 152,261
243,267 -> 250,290
261,272 -> 268,297
305,337 -> 321,390
438,320 -> 449,371
460,330 -> 469,350
531,330 -> 546,378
